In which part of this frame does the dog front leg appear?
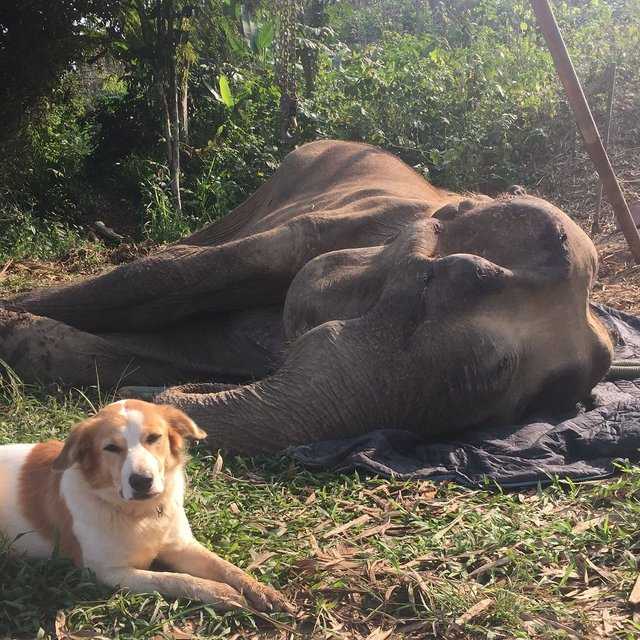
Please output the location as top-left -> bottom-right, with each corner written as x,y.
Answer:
97,566 -> 248,610
157,541 -> 291,613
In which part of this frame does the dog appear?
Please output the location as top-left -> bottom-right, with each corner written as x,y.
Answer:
0,399 -> 289,612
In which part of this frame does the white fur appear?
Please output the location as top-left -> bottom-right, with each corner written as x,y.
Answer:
60,463 -> 189,573
118,405 -> 163,500
0,444 -> 52,557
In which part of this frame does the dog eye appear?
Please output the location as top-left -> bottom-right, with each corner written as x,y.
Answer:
103,444 -> 122,453
146,434 -> 162,444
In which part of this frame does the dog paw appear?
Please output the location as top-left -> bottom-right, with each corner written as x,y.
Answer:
201,582 -> 248,611
238,578 -> 294,614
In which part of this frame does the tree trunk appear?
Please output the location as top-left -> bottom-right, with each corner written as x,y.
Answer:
301,0 -> 323,96
165,3 -> 182,215
168,62 -> 182,214
160,85 -> 173,178
179,66 -> 189,145
428,0 -> 445,31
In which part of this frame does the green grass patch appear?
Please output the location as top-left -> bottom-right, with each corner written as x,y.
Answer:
0,207 -> 92,263
1,371 -> 640,639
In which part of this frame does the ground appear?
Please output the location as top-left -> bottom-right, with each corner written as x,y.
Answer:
2,220 -> 640,640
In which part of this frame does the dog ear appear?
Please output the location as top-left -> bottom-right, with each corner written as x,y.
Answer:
52,420 -> 92,471
160,405 -> 207,441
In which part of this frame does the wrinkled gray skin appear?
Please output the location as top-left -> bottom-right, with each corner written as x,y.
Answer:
0,141 -> 613,454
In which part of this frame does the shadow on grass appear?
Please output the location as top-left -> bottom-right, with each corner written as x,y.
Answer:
0,547 -> 110,638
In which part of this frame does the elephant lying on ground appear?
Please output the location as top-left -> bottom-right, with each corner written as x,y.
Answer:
0,140 -> 613,454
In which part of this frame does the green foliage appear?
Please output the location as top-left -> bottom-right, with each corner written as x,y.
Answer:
0,0 -> 121,139
0,208 -> 86,263
218,73 -> 235,107
141,167 -> 193,243
0,0 -> 639,253
0,74 -> 97,218
303,0 -> 639,192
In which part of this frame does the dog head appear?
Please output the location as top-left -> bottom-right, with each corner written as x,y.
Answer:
53,400 -> 206,502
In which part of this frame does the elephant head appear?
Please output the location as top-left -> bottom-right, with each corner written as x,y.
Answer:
155,193 -> 612,453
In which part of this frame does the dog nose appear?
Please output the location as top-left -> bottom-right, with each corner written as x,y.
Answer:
129,473 -> 153,493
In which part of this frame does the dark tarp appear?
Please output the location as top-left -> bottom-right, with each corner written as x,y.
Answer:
288,305 -> 640,488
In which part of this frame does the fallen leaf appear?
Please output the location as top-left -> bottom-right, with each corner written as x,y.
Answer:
365,627 -> 394,640
629,573 -> 640,606
397,620 -> 432,634
353,520 -> 392,541
583,556 -> 614,583
308,534 -> 321,555
322,514 -> 371,539
55,611 -> 67,640
162,621 -> 198,639
572,585 -> 605,600
454,598 -> 494,625
247,550 -> 276,571
384,584 -> 398,602
410,569 -> 431,594
468,556 -> 511,578
401,553 -> 438,569
211,452 -> 224,477
572,515 -> 606,534
0,259 -> 13,280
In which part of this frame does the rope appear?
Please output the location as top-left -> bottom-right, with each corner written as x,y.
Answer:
606,359 -> 640,380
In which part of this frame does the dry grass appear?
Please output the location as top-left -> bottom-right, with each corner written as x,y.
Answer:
0,241 -> 153,296
592,235 -> 640,315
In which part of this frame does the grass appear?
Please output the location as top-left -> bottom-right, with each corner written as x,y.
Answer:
2,254 -> 640,639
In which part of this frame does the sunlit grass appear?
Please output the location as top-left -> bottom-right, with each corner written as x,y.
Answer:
1,373 -> 639,639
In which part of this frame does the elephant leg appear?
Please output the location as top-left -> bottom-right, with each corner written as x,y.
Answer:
6,208 -> 439,334
0,308 -> 166,387
6,227 -> 302,332
0,307 -> 284,388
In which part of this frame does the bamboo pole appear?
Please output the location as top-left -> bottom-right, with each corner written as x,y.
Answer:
530,0 -> 640,263
591,63 -> 617,234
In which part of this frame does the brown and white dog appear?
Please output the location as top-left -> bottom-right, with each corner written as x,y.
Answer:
0,399 -> 289,612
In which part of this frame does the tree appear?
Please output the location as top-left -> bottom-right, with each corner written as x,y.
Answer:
0,0 -> 121,142
109,1 -> 198,213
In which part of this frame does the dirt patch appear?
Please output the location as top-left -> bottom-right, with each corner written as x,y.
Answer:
0,242 -> 154,296
592,233 -> 640,315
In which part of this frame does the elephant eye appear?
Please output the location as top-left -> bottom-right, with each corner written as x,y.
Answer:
104,443 -> 122,453
146,433 -> 162,444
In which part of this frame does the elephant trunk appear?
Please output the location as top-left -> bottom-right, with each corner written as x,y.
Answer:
155,376 -> 344,455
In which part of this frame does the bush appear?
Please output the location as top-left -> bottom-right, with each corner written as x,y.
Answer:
303,0 -> 639,193
0,73 -> 97,221
0,207 -> 85,262
1,0 -> 638,254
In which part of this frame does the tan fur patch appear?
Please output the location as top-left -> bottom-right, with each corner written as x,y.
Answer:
19,441 -> 82,565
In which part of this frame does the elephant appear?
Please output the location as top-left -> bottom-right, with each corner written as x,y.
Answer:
0,140 -> 613,454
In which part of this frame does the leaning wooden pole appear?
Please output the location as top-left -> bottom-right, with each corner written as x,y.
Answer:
530,0 -> 640,263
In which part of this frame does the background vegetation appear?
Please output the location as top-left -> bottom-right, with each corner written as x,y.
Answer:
1,0 -> 638,258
